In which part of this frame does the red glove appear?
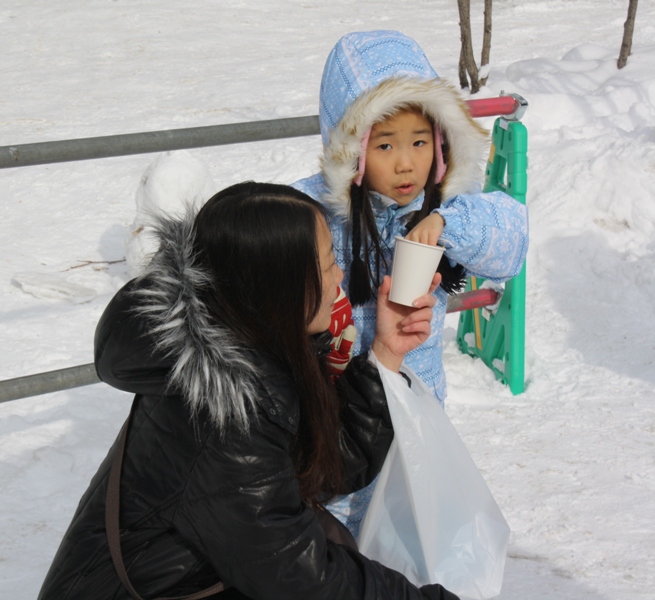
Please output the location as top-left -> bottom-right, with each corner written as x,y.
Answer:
326,286 -> 357,379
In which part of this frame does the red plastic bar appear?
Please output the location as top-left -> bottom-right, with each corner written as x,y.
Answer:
446,288 -> 499,314
466,96 -> 518,118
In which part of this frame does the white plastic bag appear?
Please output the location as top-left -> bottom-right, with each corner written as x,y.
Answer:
357,358 -> 510,599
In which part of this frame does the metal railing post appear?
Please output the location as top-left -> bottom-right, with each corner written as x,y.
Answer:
0,364 -> 100,404
0,96 -> 524,170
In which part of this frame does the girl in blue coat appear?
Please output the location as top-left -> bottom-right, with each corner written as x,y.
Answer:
292,30 -> 529,537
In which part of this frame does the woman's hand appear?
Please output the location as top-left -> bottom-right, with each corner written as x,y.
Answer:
371,273 -> 440,372
405,212 -> 445,246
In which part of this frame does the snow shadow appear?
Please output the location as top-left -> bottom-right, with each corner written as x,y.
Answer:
501,549 -> 614,599
98,223 -> 130,265
540,232 -> 655,384
0,385 -> 132,598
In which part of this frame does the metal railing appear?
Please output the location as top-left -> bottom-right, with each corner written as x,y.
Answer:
0,95 -> 526,170
0,95 -> 525,402
0,365 -> 99,404
0,116 -> 320,169
0,290 -> 501,404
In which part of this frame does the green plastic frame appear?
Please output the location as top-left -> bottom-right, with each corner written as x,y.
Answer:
456,118 -> 528,394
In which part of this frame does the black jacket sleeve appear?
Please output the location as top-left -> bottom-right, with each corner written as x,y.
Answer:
336,354 -> 395,493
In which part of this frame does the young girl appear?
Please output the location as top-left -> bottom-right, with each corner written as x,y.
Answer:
292,30 -> 529,536
37,182 -> 455,600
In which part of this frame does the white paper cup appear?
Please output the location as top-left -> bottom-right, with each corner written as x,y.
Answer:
388,236 -> 445,306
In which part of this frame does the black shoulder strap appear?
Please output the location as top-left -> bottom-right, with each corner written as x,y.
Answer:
105,403 -> 226,600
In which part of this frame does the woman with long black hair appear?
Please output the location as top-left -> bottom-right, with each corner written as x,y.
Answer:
37,182 -> 456,600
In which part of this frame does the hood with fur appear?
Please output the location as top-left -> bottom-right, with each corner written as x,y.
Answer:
319,30 -> 489,216
130,211 -> 260,431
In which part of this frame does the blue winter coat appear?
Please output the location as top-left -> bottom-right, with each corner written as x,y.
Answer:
293,30 -> 528,536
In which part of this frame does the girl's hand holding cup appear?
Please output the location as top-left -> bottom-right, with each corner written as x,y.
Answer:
405,212 -> 446,246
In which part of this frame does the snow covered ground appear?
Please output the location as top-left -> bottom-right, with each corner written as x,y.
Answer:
1,1 -> 654,598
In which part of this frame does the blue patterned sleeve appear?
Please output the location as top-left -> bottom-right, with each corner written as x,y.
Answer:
290,173 -> 328,201
436,191 -> 529,282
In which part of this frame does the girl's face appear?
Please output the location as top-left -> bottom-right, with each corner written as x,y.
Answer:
363,109 -> 434,206
307,215 -> 343,335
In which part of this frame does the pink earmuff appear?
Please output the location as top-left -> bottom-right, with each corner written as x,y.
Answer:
434,125 -> 446,184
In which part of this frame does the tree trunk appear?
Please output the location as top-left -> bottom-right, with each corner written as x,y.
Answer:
457,0 -> 480,93
458,45 -> 469,89
480,0 -> 492,86
617,0 -> 639,69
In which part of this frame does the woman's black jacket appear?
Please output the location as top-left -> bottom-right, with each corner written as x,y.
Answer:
37,215 -> 457,600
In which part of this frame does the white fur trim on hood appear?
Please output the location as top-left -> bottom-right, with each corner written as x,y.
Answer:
320,76 -> 489,217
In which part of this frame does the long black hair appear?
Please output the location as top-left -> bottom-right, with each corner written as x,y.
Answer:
347,108 -> 467,307
192,182 -> 343,502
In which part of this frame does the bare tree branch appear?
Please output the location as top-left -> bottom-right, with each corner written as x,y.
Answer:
480,0 -> 492,86
618,0 -> 639,69
458,45 -> 469,89
457,0 -> 480,92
